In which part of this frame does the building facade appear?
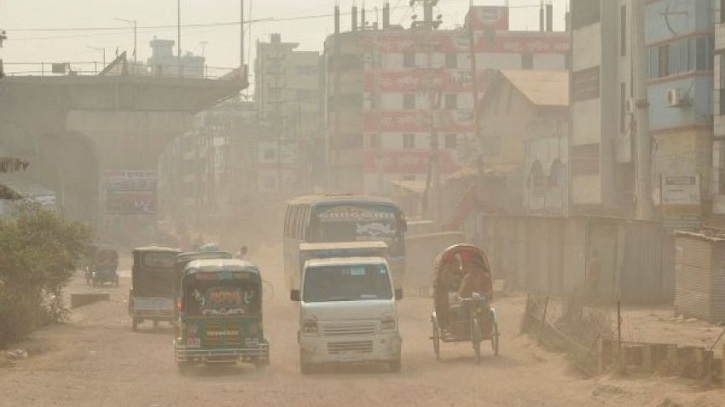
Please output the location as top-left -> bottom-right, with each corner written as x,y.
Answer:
254,33 -> 322,195
324,4 -> 569,196
478,69 -> 569,215
645,0 -> 713,230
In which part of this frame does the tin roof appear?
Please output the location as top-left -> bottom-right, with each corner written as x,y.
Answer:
498,70 -> 569,107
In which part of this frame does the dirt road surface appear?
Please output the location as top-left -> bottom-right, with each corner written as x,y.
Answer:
1,242 -> 724,407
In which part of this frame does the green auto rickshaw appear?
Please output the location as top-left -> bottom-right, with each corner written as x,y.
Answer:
174,258 -> 270,372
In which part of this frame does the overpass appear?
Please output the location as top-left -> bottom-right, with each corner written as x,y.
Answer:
0,58 -> 245,242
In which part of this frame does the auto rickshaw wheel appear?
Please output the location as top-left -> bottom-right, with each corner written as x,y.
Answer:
431,313 -> 441,361
472,316 -> 482,364
490,321 -> 499,356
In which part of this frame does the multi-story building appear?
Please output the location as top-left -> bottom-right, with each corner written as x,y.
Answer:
715,1 -> 725,221
570,0 -> 638,217
147,39 -> 205,78
254,33 -> 322,195
324,3 -> 569,196
570,0 -> 714,229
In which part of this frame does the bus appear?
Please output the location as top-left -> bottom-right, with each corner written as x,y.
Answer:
283,194 -> 407,293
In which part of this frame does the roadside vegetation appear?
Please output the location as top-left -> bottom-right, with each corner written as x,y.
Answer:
0,202 -> 91,348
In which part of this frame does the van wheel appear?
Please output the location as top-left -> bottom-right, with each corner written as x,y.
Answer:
389,358 -> 402,373
177,361 -> 191,375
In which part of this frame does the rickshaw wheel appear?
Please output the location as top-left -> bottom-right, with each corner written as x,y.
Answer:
431,314 -> 441,361
472,316 -> 482,364
490,321 -> 500,356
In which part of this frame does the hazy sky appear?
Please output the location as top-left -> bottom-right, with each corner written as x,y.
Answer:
2,0 -> 568,75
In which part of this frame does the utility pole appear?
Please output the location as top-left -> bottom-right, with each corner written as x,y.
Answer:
240,0 -> 244,69
632,0 -> 653,219
177,0 -> 182,77
115,18 -> 137,64
468,0 -> 484,197
412,0 -> 442,222
371,22 -> 385,195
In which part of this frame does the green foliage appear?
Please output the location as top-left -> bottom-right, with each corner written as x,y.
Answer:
0,202 -> 91,348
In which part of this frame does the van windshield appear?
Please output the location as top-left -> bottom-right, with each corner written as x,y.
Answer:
302,264 -> 392,303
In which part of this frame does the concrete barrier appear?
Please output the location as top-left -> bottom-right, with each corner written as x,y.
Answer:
70,292 -> 110,308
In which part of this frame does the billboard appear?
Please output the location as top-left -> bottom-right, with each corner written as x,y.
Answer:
101,170 -> 157,214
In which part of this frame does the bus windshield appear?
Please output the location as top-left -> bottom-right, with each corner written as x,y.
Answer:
310,204 -> 399,245
302,264 -> 393,303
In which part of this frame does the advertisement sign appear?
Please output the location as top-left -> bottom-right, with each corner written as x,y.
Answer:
102,170 -> 157,214
364,110 -> 474,133
661,175 -> 700,205
363,150 -> 461,174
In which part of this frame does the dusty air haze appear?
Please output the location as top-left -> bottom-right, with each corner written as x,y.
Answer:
1,0 -> 725,406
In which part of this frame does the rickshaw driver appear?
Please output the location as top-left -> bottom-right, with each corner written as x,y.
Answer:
448,256 -> 493,334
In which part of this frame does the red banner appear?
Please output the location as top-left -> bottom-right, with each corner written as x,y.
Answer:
363,150 -> 461,174
364,69 -> 473,93
364,110 -> 475,133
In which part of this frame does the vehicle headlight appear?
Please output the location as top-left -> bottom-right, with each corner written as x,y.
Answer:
381,315 -> 396,331
302,318 -> 318,334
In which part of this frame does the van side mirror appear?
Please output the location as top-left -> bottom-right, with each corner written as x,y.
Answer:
395,288 -> 403,301
290,290 -> 301,302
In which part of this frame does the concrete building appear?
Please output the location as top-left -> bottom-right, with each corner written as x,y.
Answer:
478,69 -> 569,215
254,33 -> 322,195
324,3 -> 569,196
645,0 -> 713,230
147,38 -> 206,78
570,0 -> 638,217
715,1 -> 725,223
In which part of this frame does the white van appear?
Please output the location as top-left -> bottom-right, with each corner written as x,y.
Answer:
290,256 -> 403,374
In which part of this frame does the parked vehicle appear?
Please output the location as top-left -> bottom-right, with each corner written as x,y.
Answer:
128,246 -> 182,330
84,244 -> 119,287
430,244 -> 499,363
174,258 -> 270,372
291,255 -> 402,374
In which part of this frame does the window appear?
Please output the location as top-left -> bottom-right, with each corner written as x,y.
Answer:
403,93 -> 416,109
296,65 -> 318,75
522,54 -> 533,70
403,52 -> 416,68
657,44 -> 669,78
403,133 -> 416,149
445,53 -> 457,69
620,5 -> 627,57
444,94 -> 458,110
444,134 -> 457,149
620,82 -> 626,133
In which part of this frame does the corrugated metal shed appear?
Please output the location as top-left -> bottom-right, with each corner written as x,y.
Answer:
674,232 -> 725,323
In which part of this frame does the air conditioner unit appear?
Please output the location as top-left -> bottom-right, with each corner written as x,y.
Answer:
625,98 -> 636,114
666,88 -> 689,107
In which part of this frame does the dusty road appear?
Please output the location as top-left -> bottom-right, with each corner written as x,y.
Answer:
1,242 -> 724,407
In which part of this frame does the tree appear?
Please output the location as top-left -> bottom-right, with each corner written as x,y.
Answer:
0,202 -> 91,347
0,157 -> 29,199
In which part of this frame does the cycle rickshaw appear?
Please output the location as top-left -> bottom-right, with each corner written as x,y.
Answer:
430,244 -> 499,363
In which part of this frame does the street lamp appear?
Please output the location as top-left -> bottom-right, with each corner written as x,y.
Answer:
115,18 -> 137,64
87,46 -> 106,70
